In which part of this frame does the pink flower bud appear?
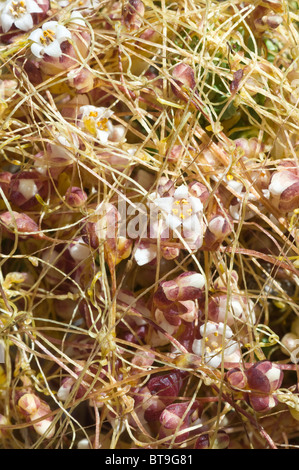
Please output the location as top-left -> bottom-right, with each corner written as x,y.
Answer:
160,272 -> 205,302
57,377 -> 76,402
268,170 -> 299,212
246,361 -> 283,394
67,68 -> 94,93
235,137 -> 264,159
248,393 -> 279,412
8,171 -> 49,209
207,294 -> 256,327
226,367 -> 248,389
65,187 -> 88,208
161,245 -> 180,260
171,63 -> 196,99
176,300 -> 197,322
159,402 -> 199,444
131,351 -> 155,370
266,15 -> 283,28
123,0 -> 145,31
31,402 -> 55,438
18,393 -> 41,416
0,211 -> 39,239
204,214 -> 232,249
188,181 -> 210,204
143,372 -> 183,422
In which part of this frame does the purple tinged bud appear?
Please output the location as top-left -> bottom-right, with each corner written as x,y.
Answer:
246,361 -> 283,394
188,181 -> 209,204
249,393 -> 279,412
161,245 -> 180,260
266,15 -> 283,28
67,68 -> 94,93
65,187 -> 88,208
269,170 -> 299,212
204,214 -> 232,249
230,69 -> 244,93
0,211 -> 39,239
161,272 -> 205,302
172,63 -> 196,94
227,367 -> 248,389
123,0 -> 145,31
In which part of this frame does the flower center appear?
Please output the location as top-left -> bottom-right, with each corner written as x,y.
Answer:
97,117 -> 108,131
9,0 -> 26,18
171,198 -> 193,220
204,331 -> 222,354
40,29 -> 56,45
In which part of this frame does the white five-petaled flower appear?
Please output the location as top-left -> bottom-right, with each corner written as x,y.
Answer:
0,0 -> 42,33
28,21 -> 71,58
79,105 -> 126,144
192,322 -> 238,368
151,184 -> 204,237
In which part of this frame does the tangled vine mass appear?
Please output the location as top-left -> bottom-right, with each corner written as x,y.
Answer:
0,0 -> 299,449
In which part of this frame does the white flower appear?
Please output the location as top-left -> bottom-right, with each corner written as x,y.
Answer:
192,322 -> 238,368
150,184 -> 204,244
1,0 -> 42,33
79,105 -> 126,144
28,21 -> 71,58
69,10 -> 85,27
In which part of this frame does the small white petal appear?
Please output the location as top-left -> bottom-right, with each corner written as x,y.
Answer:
205,353 -> 221,368
192,339 -> 204,356
42,21 -> 59,31
1,13 -> 14,33
18,179 -> 38,199
44,40 -> 62,58
182,214 -> 202,233
200,322 -> 217,337
174,184 -> 189,199
15,13 -> 33,31
165,213 -> 182,230
109,124 -> 126,142
189,196 -> 203,213
96,129 -> 109,144
29,28 -> 43,42
57,383 -> 72,401
224,340 -> 238,356
31,42 -> 44,58
80,105 -> 97,117
153,197 -> 174,214
229,202 -> 241,220
26,0 -> 43,13
69,240 -> 90,262
134,246 -> 156,266
56,24 -> 72,42
97,107 -> 114,119
70,11 -> 85,26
